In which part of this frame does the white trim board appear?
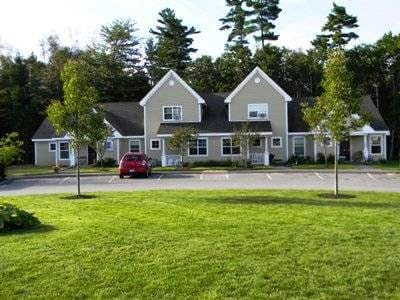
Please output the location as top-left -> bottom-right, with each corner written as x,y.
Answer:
224,67 -> 292,103
157,132 -> 273,138
140,70 -> 206,106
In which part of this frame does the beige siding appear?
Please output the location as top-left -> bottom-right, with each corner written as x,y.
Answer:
229,71 -> 288,161
145,73 -> 200,159
288,135 -> 314,159
36,142 -> 57,166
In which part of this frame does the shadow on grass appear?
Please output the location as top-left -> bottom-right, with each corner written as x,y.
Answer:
206,195 -> 400,210
0,224 -> 56,236
61,194 -> 97,200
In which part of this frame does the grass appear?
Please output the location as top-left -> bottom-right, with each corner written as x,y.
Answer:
6,165 -> 117,177
291,163 -> 355,169
1,189 -> 400,298
371,160 -> 400,171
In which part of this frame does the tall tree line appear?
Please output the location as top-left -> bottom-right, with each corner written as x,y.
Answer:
0,4 -> 399,162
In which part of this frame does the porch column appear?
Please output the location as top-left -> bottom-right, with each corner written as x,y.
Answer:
264,137 -> 270,166
363,135 -> 369,161
116,138 -> 120,163
55,141 -> 59,166
313,138 -> 317,162
161,138 -> 166,167
246,140 -> 250,160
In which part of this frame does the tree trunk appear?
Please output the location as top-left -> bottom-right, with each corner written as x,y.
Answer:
76,147 -> 81,196
324,145 -> 328,167
334,141 -> 339,197
389,129 -> 396,160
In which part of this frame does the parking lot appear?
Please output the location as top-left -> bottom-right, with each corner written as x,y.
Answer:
1,171 -> 400,195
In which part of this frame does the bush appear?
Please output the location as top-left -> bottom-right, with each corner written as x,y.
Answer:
287,155 -> 313,165
0,203 -> 41,231
269,154 -> 275,164
316,153 -> 326,164
191,160 -> 233,168
352,151 -> 363,163
327,154 -> 335,164
96,157 -> 117,167
0,164 -> 5,179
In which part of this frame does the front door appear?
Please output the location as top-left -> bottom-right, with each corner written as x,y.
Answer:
339,138 -> 350,161
88,146 -> 97,165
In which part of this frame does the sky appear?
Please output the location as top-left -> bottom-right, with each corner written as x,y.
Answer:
0,0 -> 399,60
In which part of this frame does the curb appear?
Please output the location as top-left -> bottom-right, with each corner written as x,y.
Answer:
6,168 -> 400,180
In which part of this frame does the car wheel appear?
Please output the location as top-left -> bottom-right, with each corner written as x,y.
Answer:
119,175 -> 124,179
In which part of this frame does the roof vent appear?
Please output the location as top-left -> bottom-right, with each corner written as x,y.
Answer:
254,77 -> 261,84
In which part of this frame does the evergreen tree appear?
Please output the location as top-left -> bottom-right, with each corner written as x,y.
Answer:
100,19 -> 141,72
184,56 -> 219,93
144,38 -> 161,85
215,45 -> 254,92
312,2 -> 359,50
246,0 -> 282,47
220,0 -> 251,47
149,8 -> 200,77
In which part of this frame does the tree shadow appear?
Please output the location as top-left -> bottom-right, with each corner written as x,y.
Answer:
0,224 -> 56,236
205,195 -> 400,210
318,193 -> 356,199
61,194 -> 97,200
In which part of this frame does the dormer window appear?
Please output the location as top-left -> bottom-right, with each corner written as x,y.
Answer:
163,106 -> 182,121
248,103 -> 268,120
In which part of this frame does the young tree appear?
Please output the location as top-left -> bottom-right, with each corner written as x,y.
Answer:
149,8 -> 200,77
0,133 -> 24,179
312,2 -> 359,51
220,0 -> 251,47
47,59 -> 107,196
89,125 -> 112,168
302,50 -> 364,196
233,123 -> 260,167
167,127 -> 198,167
246,0 -> 282,47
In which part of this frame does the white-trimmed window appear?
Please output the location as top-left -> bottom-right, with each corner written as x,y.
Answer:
370,135 -> 383,155
104,140 -> 113,151
293,137 -> 305,157
59,142 -> 70,160
321,137 -> 333,147
150,139 -> 160,150
49,142 -> 56,152
163,106 -> 182,121
252,138 -> 261,147
248,103 -> 268,120
271,137 -> 282,148
188,138 -> 208,156
222,138 -> 240,155
129,140 -> 141,153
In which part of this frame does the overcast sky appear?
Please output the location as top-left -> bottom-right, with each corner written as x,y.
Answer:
0,0 -> 399,59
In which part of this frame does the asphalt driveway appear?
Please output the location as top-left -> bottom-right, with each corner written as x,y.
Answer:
1,171 -> 400,195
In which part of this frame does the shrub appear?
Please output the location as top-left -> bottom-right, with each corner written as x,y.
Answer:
96,157 -> 117,167
287,155 -> 313,165
327,154 -> 335,164
0,164 -> 5,179
191,160 -> 233,168
316,152 -> 326,164
352,151 -> 363,163
269,154 -> 275,164
0,203 -> 41,231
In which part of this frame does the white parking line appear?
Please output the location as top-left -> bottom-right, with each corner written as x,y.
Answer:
60,177 -> 70,184
367,173 -> 377,181
266,174 -> 272,181
108,176 -> 116,183
315,172 -> 324,180
225,173 -> 229,180
200,173 -> 204,180
157,174 -> 163,181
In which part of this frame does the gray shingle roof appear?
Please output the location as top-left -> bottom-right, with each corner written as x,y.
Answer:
288,95 -> 389,132
157,93 -> 272,134
32,94 -> 388,140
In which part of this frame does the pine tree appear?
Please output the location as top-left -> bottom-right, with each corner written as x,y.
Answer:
246,0 -> 282,47
100,19 -> 142,73
219,0 -> 251,47
312,2 -> 359,50
149,8 -> 200,76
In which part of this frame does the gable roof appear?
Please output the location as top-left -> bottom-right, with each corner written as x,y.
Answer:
139,70 -> 206,106
288,95 -> 389,133
224,67 -> 292,103
158,93 -> 272,134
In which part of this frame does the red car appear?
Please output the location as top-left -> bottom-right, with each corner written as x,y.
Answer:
119,153 -> 152,178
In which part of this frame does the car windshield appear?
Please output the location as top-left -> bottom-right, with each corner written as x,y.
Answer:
125,155 -> 142,161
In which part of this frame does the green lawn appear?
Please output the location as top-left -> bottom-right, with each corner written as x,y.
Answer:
6,165 -> 117,177
291,163 -> 355,169
1,190 -> 400,298
371,160 -> 400,171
